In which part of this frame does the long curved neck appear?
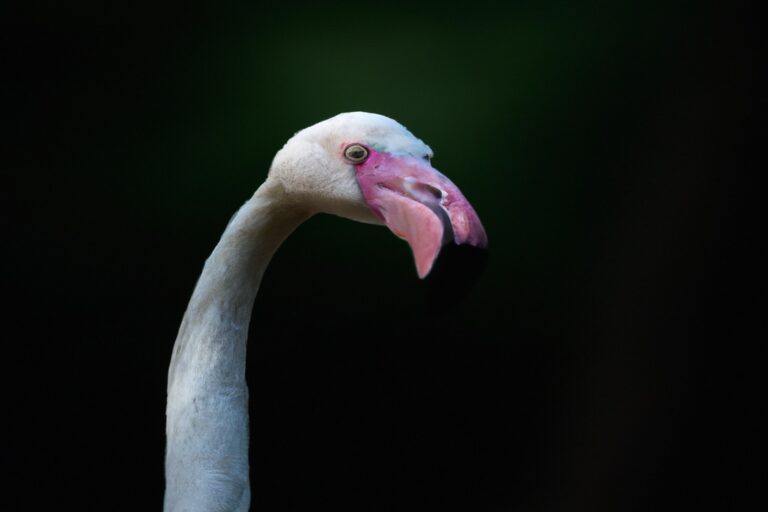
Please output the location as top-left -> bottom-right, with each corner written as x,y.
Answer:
168,180 -> 307,385
165,179 -> 308,512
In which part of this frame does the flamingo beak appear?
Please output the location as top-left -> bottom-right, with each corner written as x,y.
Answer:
354,149 -> 488,278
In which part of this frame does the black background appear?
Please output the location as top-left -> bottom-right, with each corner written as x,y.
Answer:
3,2 -> 756,510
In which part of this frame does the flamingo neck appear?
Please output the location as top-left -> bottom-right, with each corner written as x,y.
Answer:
164,178 -> 308,512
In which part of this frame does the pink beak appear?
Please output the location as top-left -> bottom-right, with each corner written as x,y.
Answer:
353,147 -> 488,278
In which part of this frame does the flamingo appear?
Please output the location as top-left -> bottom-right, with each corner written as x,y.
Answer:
164,112 -> 487,511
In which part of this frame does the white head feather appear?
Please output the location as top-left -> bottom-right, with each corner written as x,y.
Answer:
267,112 -> 433,223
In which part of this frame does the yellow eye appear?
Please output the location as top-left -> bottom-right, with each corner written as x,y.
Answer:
344,144 -> 369,163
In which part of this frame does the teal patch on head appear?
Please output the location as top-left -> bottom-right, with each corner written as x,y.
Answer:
370,142 -> 387,152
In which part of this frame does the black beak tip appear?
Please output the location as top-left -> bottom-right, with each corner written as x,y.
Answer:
422,243 -> 489,311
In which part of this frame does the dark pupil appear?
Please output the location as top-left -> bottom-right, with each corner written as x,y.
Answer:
349,148 -> 365,159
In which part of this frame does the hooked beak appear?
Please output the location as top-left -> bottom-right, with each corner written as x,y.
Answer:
353,149 -> 487,278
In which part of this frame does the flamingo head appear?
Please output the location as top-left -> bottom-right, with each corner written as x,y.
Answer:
269,112 -> 487,279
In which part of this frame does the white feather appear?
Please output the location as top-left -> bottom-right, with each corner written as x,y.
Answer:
164,112 -> 431,511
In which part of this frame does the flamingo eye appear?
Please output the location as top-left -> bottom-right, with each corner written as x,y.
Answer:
344,144 -> 369,163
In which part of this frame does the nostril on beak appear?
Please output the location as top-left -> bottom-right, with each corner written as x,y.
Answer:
416,183 -> 443,200
403,177 -> 444,202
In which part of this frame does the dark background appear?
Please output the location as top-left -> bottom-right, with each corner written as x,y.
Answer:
3,1 -> 755,510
